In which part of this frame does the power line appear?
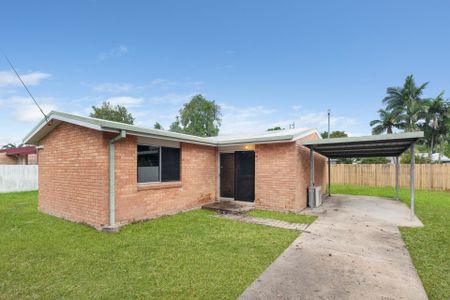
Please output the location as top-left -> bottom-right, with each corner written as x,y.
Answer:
2,51 -> 48,123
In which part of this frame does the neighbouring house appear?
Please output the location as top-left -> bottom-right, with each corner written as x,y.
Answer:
24,111 -> 326,230
0,146 -> 38,165
417,152 -> 450,163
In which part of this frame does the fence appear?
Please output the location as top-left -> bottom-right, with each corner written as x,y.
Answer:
0,165 -> 38,193
330,163 -> 450,191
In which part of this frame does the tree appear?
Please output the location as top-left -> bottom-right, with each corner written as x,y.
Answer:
335,158 -> 354,164
359,157 -> 390,164
370,108 -> 404,134
153,122 -> 163,130
90,101 -> 135,125
382,75 -> 428,131
170,94 -> 221,137
2,143 -> 17,149
420,92 -> 450,159
1,143 -> 26,149
169,116 -> 184,133
400,152 -> 432,164
267,126 -> 284,131
320,131 -> 348,139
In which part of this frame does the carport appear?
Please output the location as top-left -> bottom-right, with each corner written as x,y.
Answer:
303,131 -> 424,219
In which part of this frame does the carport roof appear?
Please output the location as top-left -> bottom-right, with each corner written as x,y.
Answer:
303,132 -> 424,158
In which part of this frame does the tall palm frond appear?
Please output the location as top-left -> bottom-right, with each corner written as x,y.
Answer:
382,74 -> 429,131
370,108 -> 404,135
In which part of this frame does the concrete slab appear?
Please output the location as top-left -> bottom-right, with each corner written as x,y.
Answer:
202,200 -> 254,213
218,214 -> 310,231
239,195 -> 427,300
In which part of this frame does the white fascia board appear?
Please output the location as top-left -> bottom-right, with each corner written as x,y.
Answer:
124,131 -> 217,147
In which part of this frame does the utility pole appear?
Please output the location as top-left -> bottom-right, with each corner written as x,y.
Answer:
327,109 -> 331,196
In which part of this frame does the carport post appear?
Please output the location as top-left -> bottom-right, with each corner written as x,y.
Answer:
328,157 -> 331,196
410,144 -> 415,219
309,147 -> 314,187
395,156 -> 399,200
308,147 -> 315,208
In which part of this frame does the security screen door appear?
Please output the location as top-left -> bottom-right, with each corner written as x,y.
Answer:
234,151 -> 255,202
220,151 -> 255,202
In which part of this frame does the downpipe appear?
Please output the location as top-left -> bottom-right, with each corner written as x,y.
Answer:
107,130 -> 126,229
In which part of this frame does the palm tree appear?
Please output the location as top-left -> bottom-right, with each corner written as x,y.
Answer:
382,74 -> 428,131
370,108 -> 404,134
422,92 -> 450,159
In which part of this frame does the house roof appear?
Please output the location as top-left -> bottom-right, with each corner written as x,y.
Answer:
23,111 -> 320,146
303,131 -> 424,158
0,146 -> 37,156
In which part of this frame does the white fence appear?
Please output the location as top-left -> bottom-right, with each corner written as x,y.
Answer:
0,165 -> 38,193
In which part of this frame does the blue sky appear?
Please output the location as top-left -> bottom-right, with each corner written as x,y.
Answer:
1,0 -> 450,145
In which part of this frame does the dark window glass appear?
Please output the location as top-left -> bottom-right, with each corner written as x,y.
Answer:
161,147 -> 181,181
137,146 -> 160,182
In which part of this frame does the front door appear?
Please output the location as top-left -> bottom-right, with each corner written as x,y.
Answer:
234,151 -> 255,202
220,153 -> 235,198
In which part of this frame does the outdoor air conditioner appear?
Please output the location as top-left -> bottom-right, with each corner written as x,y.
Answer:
308,186 -> 322,208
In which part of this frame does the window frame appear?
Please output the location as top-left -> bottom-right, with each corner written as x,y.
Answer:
137,144 -> 181,184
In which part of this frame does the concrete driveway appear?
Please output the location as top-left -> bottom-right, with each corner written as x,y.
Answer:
240,195 -> 427,300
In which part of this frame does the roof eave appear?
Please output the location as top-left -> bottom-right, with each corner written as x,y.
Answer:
23,111 -> 320,147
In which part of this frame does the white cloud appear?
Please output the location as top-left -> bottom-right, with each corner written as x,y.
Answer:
151,78 -> 177,90
8,96 -> 34,105
0,70 -> 51,87
295,111 -> 356,129
149,93 -> 194,104
98,45 -> 128,60
0,136 -> 20,146
0,95 -> 57,123
15,104 -> 56,122
217,104 -> 360,136
105,96 -> 143,107
93,83 -> 134,93
292,105 -> 302,111
185,78 -> 204,86
219,104 -> 277,134
276,108 -> 360,135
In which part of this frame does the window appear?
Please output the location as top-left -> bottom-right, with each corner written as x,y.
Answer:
137,145 -> 180,183
161,147 -> 181,181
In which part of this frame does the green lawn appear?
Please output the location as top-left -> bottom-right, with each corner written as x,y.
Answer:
248,209 -> 317,224
0,192 -> 298,300
332,184 -> 450,300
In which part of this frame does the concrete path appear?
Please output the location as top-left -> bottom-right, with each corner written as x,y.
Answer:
240,195 -> 427,300
218,214 -> 310,231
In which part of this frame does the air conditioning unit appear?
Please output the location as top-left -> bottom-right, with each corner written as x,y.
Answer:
308,186 -> 322,208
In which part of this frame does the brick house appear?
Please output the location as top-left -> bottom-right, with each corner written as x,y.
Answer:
24,111 -> 326,230
0,146 -> 38,165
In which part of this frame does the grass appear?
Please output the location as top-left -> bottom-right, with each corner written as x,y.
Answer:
248,209 -> 317,224
0,192 -> 298,300
332,184 -> 450,300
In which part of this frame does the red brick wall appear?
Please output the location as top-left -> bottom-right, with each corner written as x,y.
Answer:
38,123 -> 218,229
0,153 -> 17,165
255,142 -> 298,210
113,136 -> 217,224
37,121 -> 324,229
254,133 -> 327,212
28,153 -> 38,165
38,123 -> 109,229
295,133 -> 327,209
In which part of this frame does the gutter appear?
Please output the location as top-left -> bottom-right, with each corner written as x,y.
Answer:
106,130 -> 126,231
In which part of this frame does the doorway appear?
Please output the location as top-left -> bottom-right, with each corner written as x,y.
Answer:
219,151 -> 255,202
